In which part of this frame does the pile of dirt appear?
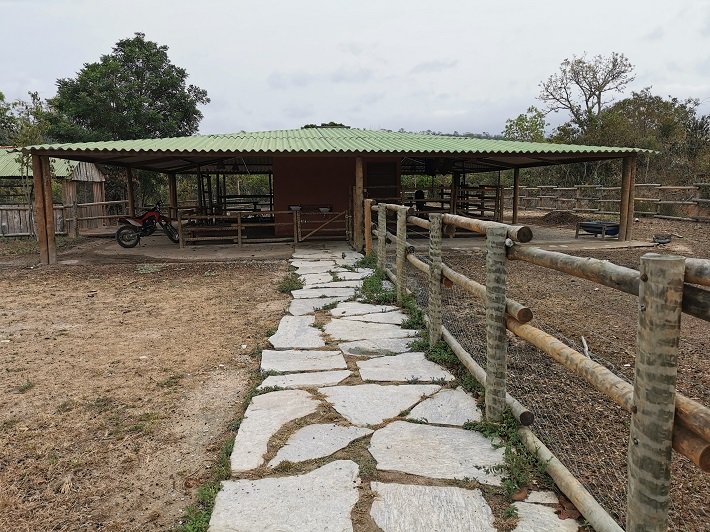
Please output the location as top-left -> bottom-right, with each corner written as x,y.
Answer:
539,211 -> 585,226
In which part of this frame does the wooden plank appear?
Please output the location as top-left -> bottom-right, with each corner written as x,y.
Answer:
626,155 -> 637,240
619,157 -> 632,241
31,155 -> 48,264
40,157 -> 57,264
364,199 -> 374,255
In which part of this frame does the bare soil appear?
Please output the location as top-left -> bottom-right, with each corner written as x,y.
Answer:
0,260 -> 288,531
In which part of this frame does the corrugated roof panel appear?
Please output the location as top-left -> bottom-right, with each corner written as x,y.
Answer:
0,148 -> 78,177
24,127 -> 649,156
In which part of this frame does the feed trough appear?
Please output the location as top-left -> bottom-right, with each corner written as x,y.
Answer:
575,221 -> 620,239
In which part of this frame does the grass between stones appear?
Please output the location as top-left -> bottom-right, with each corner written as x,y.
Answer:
277,272 -> 304,293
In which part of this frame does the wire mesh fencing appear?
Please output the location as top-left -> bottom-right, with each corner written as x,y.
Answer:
375,228 -> 709,532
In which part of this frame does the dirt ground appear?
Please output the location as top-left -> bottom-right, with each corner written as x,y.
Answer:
0,260 -> 288,531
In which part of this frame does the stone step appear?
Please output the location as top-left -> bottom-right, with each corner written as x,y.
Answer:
269,424 -> 373,467
324,319 -> 418,341
357,352 -> 455,383
261,349 -> 346,373
268,315 -> 325,349
339,338 -> 416,357
407,387 -> 482,426
258,370 -> 351,390
330,301 -> 398,317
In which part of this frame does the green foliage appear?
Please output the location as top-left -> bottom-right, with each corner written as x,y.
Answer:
354,252 -> 377,269
464,412 -> 548,496
502,106 -> 547,142
278,272 -> 304,293
400,293 -> 425,330
359,269 -> 396,305
302,122 -> 349,128
0,90 -> 16,145
46,32 -> 209,143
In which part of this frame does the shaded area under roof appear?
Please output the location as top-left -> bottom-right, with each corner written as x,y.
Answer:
24,128 -> 649,174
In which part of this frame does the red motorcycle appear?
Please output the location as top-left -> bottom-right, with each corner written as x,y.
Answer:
115,202 -> 180,248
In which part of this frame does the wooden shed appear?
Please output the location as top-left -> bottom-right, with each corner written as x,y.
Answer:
24,127 -> 647,264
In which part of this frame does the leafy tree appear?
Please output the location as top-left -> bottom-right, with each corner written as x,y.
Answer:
539,52 -> 635,136
502,106 -> 547,142
0,91 -> 17,145
302,122 -> 349,128
47,32 -> 209,142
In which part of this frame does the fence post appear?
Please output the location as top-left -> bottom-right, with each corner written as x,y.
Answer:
485,225 -> 508,421
377,205 -> 387,271
364,199 -> 374,256
627,253 -> 684,532
395,206 -> 407,304
71,198 -> 79,238
428,213 -> 443,345
292,210 -> 298,244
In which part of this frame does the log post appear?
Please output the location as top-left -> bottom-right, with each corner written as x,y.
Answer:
619,157 -> 632,242
31,154 -> 49,264
377,204 -> 387,270
353,157 -> 364,251
364,199 -> 374,256
237,212 -> 243,248
72,198 -> 79,238
178,211 -> 185,249
292,210 -> 298,243
485,225 -> 508,421
40,156 -> 57,264
126,168 -> 136,217
428,213 -> 443,345
512,168 -> 520,224
450,171 -> 460,214
395,206 -> 407,304
168,173 -> 178,219
626,155 -> 637,241
627,253 -> 684,532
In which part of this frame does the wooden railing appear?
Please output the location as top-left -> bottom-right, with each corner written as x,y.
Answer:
367,200 -> 710,532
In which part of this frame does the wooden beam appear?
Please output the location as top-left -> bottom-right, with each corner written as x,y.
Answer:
512,168 -> 520,224
40,156 -> 57,264
363,199 -> 374,255
619,157 -> 632,241
31,154 -> 49,264
168,173 -> 178,219
353,157 -> 364,251
626,155 -> 637,240
126,168 -> 136,217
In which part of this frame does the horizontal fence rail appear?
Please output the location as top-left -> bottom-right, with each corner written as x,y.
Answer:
368,201 -> 710,532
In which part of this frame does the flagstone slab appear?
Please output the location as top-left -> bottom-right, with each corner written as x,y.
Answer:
289,259 -> 336,268
512,502 -> 579,532
357,352 -> 455,383
319,384 -> 440,426
407,387 -> 482,425
268,316 -> 325,349
269,424 -> 373,467
333,271 -> 372,281
324,319 -> 418,341
299,272 -> 334,286
212,460 -> 360,532
524,490 -> 559,504
289,297 -> 341,316
370,482 -> 496,532
310,280 -> 363,289
294,264 -> 342,275
344,311 -> 407,325
339,338 -> 415,357
258,370 -> 351,390
230,390 -> 319,473
369,421 -> 504,485
261,350 -> 346,373
291,287 -> 357,299
330,302 -> 399,317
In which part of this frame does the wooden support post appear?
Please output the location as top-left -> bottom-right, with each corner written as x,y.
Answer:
72,198 -> 79,238
450,171 -> 460,214
31,154 -> 49,264
395,206 -> 407,304
168,173 -> 178,219
364,199 -> 374,256
292,211 -> 298,243
626,155 -> 637,241
237,213 -> 243,248
178,211 -> 185,249
428,213 -> 443,345
354,157 -> 364,251
377,205 -> 387,270
40,156 -> 57,264
126,168 -> 136,217
619,157 -> 632,242
512,168 -> 520,224
627,253 -> 684,532
485,225 -> 508,421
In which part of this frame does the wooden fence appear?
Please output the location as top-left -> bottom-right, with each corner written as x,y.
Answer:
366,200 -> 710,532
0,204 -> 65,236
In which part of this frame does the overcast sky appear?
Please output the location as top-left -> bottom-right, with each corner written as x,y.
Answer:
1,0 -> 709,136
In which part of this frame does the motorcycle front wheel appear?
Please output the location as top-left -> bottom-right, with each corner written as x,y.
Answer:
162,222 -> 180,244
116,225 -> 140,248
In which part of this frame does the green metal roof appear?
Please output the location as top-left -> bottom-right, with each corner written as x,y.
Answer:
26,127 -> 646,156
0,148 -> 78,178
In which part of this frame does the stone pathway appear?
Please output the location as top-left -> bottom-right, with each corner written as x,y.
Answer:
210,242 -> 578,531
